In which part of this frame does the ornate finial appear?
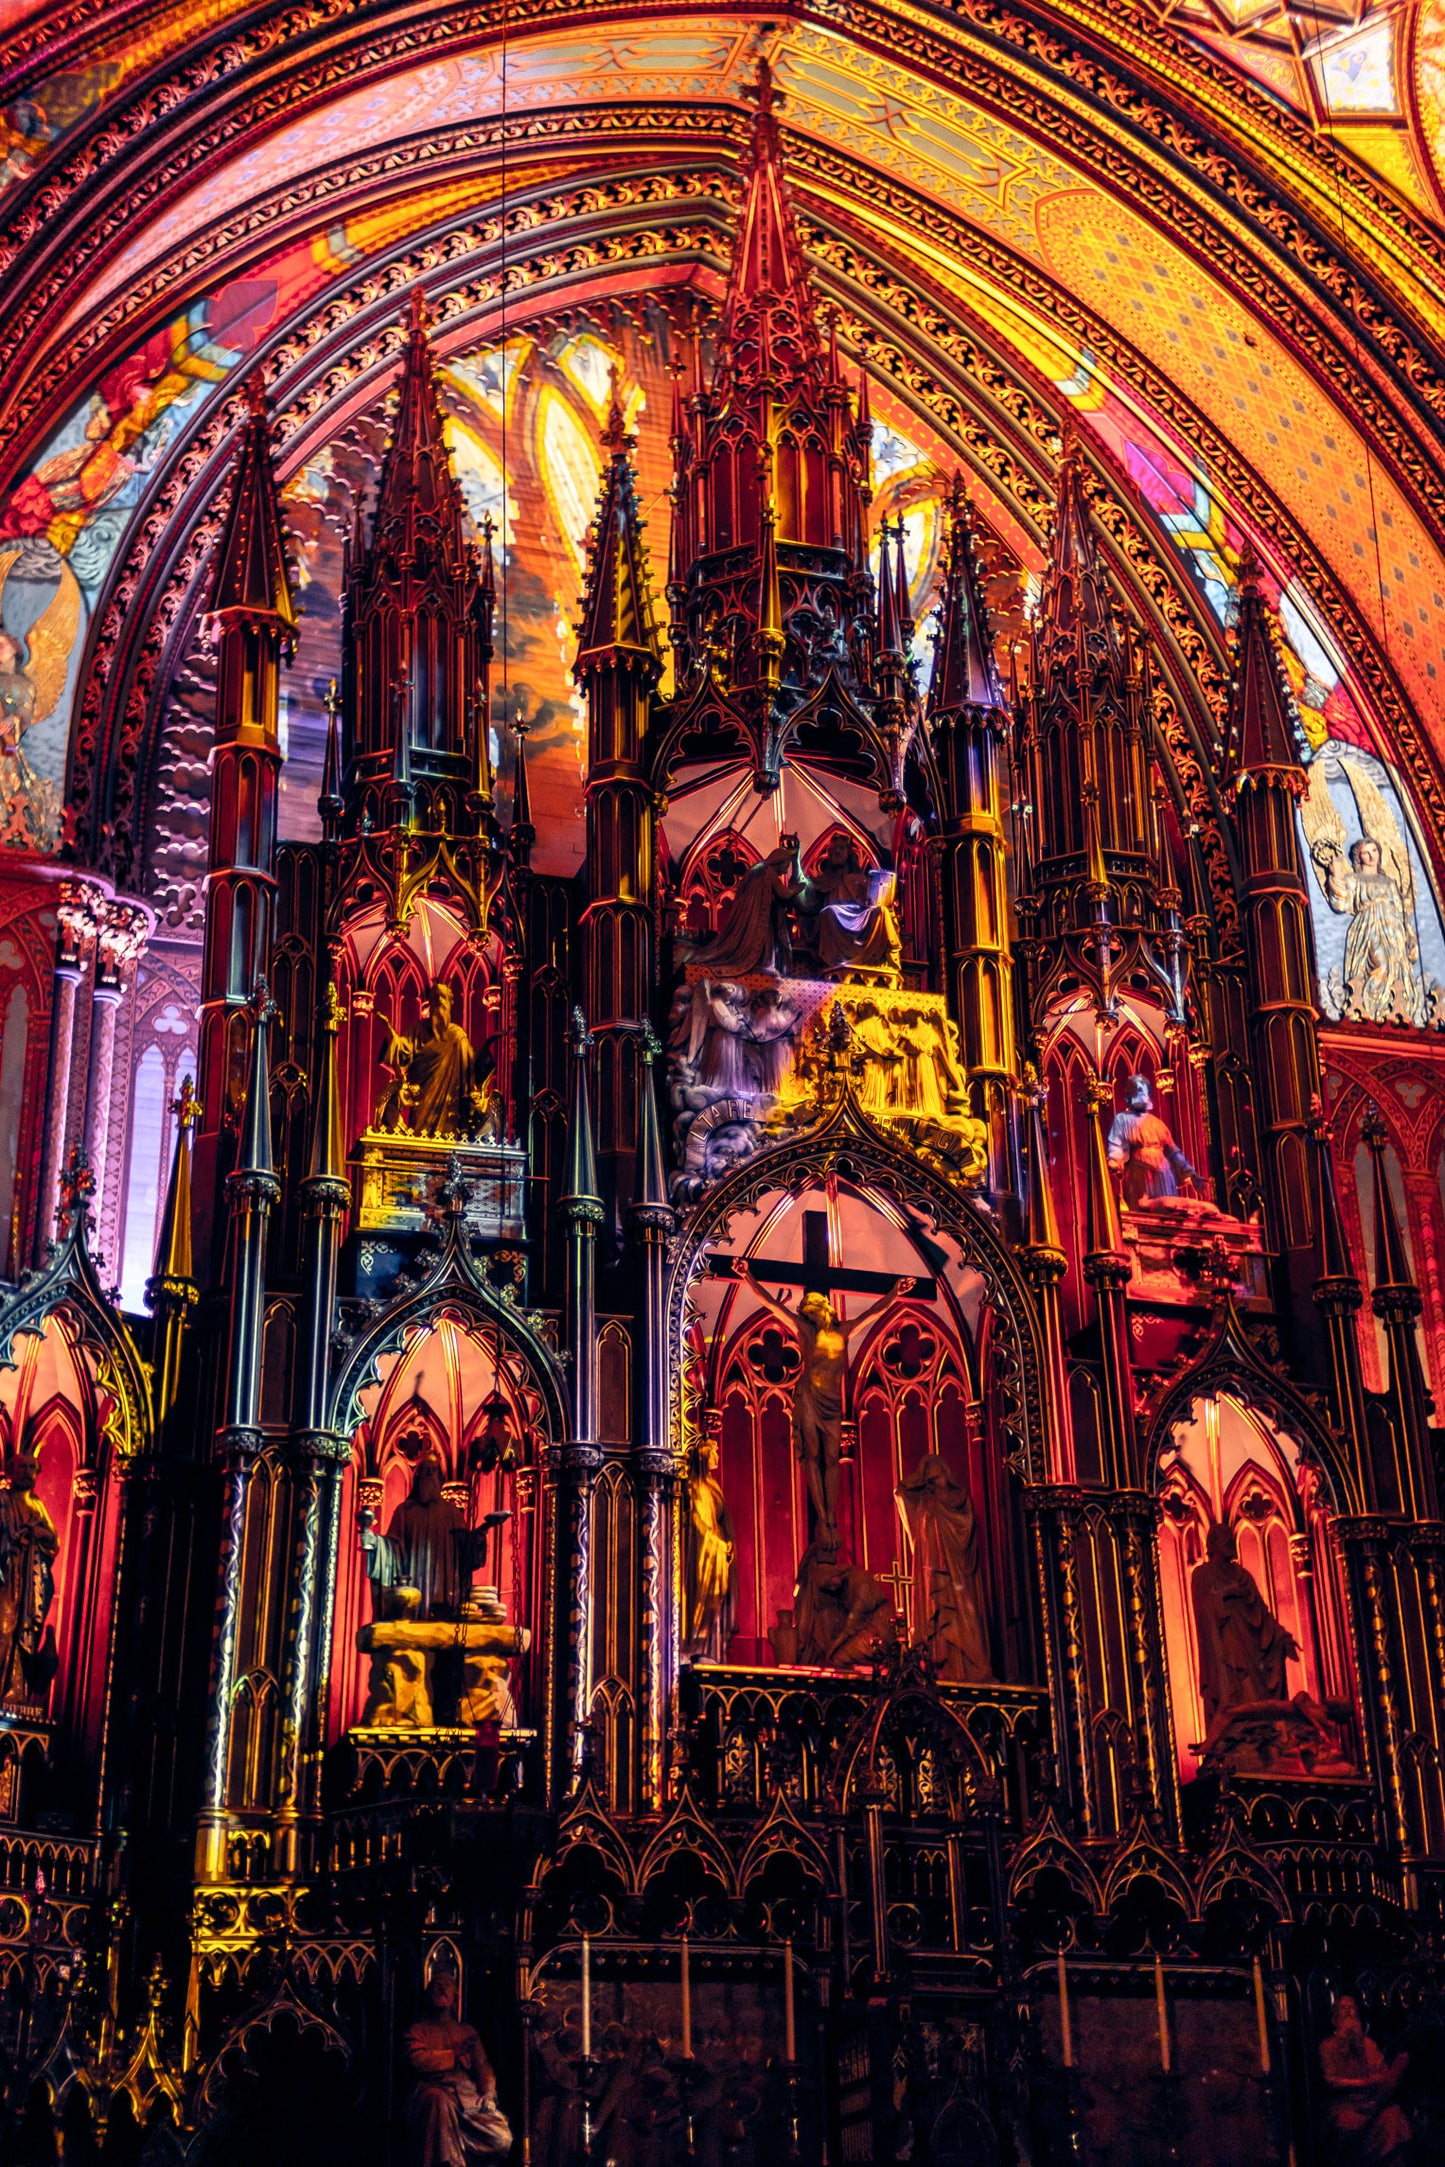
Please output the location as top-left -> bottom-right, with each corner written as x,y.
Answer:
639,1021 -> 661,1065
323,676 -> 341,724
321,981 -> 345,1034
432,1153 -> 473,1222
1306,1090 -> 1332,1146
249,974 -> 279,1030
1362,1101 -> 1390,1152
569,1006 -> 593,1056
600,364 -> 631,454
173,1075 -> 199,1133
243,371 -> 268,424
407,285 -> 430,336
59,1147 -> 96,1214
747,53 -> 780,113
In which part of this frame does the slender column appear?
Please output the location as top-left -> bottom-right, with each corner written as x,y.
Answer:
1082,1082 -> 1135,1490
1310,1110 -> 1375,1508
277,983 -> 350,1874
1363,1107 -> 1440,1524
555,1011 -> 603,1796
1336,1519 -> 1411,1860
196,983 -> 278,1882
1116,1496 -> 1177,1833
33,881 -> 99,1265
1021,1083 -> 1074,1482
146,1075 -> 198,1438
1028,1488 -> 1096,1836
629,1030 -> 676,1812
82,901 -> 147,1246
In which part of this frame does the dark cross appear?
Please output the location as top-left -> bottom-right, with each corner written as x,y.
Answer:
708,1208 -> 936,1304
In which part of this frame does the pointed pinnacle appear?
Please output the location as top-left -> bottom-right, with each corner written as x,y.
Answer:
1362,1104 -> 1415,1292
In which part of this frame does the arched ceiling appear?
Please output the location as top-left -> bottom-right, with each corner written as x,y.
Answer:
1,0 -> 1444,911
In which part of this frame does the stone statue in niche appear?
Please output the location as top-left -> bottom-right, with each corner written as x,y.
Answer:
733,1259 -> 914,1554
1106,1075 -> 1200,1207
895,1455 -> 992,1683
0,1448 -> 58,1706
797,834 -> 900,981
1187,1519 -> 1354,1776
357,1447 -> 525,1730
685,1435 -> 735,1656
375,980 -> 491,1140
1190,1520 -> 1298,1725
360,1449 -> 494,1620
405,1970 -> 512,2164
698,837 -> 801,977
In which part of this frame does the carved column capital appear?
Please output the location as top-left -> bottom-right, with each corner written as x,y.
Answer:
93,898 -> 150,993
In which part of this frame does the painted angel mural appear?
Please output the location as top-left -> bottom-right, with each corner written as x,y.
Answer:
1300,741 -> 1445,1027
0,544 -> 79,854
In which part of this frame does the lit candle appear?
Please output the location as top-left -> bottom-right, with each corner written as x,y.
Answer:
1253,1958 -> 1271,2076
784,1940 -> 796,2065
1058,1950 -> 1073,2069
682,1935 -> 692,2060
581,1934 -> 591,2061
1154,1953 -> 1170,2074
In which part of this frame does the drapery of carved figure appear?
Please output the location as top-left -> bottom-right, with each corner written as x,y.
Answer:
1318,1997 -> 1411,2165
1106,1076 -> 1199,1207
405,1972 -> 513,2165
896,1454 -> 992,1682
804,1557 -> 897,1666
375,981 -> 484,1138
0,1449 -> 57,1705
699,838 -> 801,976
360,1452 -> 491,1620
797,835 -> 900,981
1190,1521 -> 1298,1725
734,1260 -> 912,1553
685,1437 -> 735,1653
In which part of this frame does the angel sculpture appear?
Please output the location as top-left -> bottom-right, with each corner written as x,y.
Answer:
1300,749 -> 1426,1025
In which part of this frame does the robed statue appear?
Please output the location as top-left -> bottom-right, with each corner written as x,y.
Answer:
0,1450 -> 57,1706
701,838 -> 801,977
797,834 -> 901,981
405,1971 -> 512,2164
895,1455 -> 992,1682
375,981 -> 481,1138
1190,1520 -> 1299,1727
734,1259 -> 913,1552
685,1436 -> 736,1655
1318,1995 -> 1411,2165
361,1451 -> 491,1621
1106,1075 -> 1199,1208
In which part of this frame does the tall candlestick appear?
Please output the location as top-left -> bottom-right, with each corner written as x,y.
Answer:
1058,1949 -> 1073,2068
1154,1953 -> 1170,2074
1253,1957 -> 1271,2076
784,1940 -> 796,2065
581,1934 -> 591,2061
682,1935 -> 692,2060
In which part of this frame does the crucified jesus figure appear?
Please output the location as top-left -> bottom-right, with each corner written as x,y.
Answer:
733,1258 -> 914,1552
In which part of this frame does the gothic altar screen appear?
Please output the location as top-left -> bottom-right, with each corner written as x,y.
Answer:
687,1178 -> 1026,1677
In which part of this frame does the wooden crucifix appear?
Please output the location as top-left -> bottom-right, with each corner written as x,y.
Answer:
712,1210 -> 928,1552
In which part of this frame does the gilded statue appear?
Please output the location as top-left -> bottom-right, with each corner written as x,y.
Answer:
1190,1521 -> 1298,1728
1318,1997 -> 1411,2165
0,1449 -> 57,1706
734,1260 -> 913,1553
685,1436 -> 736,1655
1106,1076 -> 1199,1208
895,1454 -> 992,1682
405,1971 -> 512,2164
375,981 -> 486,1139
1316,836 -> 1423,1024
